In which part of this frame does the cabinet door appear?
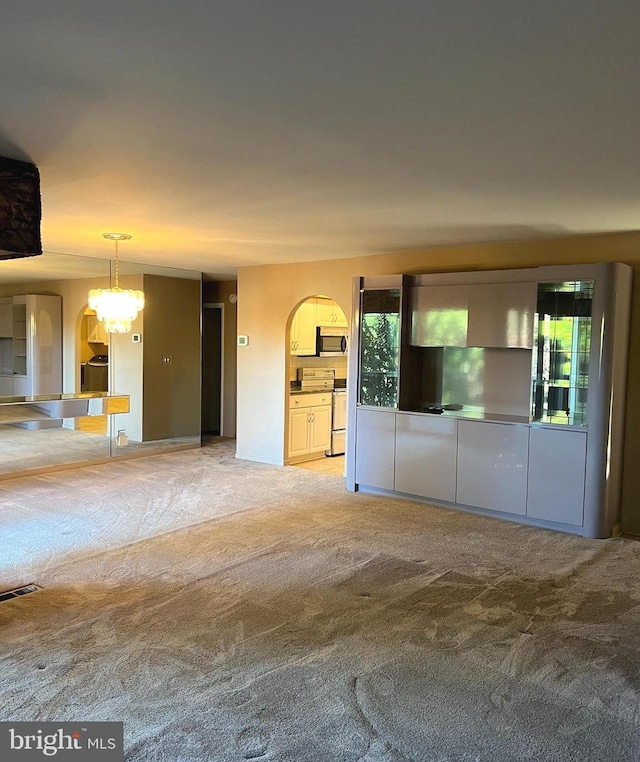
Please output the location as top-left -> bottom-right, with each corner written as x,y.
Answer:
308,404 -> 332,453
12,376 -> 30,396
290,300 -> 317,355
410,285 -> 469,346
316,299 -> 347,328
395,413 -> 457,502
467,282 -> 536,348
333,304 -> 348,328
0,375 -> 12,396
456,420 -> 529,515
355,408 -> 396,490
527,427 -> 586,526
289,407 -> 311,457
0,301 -> 12,337
315,298 -> 334,327
88,316 -> 108,345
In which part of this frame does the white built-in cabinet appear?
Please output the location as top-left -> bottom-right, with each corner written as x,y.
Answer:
288,392 -> 332,461
466,283 -> 535,349
354,409 -> 588,526
290,300 -> 317,355
409,282 -> 536,349
0,295 -> 62,396
394,413 -> 457,502
456,419 -> 529,515
354,408 -> 396,490
348,264 -> 632,538
410,285 -> 468,347
527,427 -> 587,526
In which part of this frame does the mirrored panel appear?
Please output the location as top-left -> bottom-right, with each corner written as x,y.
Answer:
358,288 -> 401,408
531,280 -> 593,426
0,251 -> 202,477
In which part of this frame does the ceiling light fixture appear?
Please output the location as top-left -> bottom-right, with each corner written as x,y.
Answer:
88,233 -> 145,333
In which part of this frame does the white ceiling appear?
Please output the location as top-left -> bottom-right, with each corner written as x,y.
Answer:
2,1 -> 639,280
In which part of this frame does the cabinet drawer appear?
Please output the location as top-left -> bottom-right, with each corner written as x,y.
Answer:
290,393 -> 332,408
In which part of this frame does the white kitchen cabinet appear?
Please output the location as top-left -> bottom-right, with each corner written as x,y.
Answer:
316,298 -> 348,328
456,419 -> 529,515
466,282 -> 536,349
290,299 -> 317,355
527,427 -> 587,526
410,285 -> 469,346
355,408 -> 396,490
395,413 -> 458,502
87,314 -> 108,345
288,392 -> 332,461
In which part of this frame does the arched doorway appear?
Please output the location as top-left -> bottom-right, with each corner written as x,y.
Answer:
285,295 -> 348,473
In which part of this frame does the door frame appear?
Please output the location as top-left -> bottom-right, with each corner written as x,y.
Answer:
203,302 -> 224,436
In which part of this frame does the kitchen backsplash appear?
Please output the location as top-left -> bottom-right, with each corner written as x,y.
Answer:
289,355 -> 348,381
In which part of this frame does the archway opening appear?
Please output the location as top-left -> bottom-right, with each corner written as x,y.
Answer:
285,295 -> 348,473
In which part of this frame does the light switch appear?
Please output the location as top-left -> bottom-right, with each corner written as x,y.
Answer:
237,335 -> 249,346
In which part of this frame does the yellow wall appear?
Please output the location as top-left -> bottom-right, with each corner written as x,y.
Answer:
236,230 -> 640,532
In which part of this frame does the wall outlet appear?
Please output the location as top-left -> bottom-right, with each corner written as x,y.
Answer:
132,333 -> 141,343
161,355 -> 172,365
116,430 -> 128,446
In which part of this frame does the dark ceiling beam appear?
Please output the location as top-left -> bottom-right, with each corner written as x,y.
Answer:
0,156 -> 42,261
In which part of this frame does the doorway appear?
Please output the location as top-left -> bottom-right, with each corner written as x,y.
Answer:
202,304 -> 223,435
286,295 -> 349,474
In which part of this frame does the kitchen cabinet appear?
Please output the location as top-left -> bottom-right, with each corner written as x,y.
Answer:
527,427 -> 586,526
87,314 -> 108,345
456,419 -> 529,515
354,408 -> 396,490
466,282 -> 535,349
316,298 -> 348,328
290,299 -> 317,355
288,392 -> 332,461
394,413 -> 457,502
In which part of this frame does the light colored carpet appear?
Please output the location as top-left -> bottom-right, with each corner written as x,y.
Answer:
1,441 -> 639,761
0,423 -> 200,477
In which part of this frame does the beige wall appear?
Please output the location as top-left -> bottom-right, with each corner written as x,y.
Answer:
110,274 -> 144,442
236,231 -> 640,533
202,280 -> 237,438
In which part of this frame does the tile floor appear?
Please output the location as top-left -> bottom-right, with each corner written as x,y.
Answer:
292,454 -> 345,476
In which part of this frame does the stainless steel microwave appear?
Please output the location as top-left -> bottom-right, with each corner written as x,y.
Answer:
317,327 -> 348,356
